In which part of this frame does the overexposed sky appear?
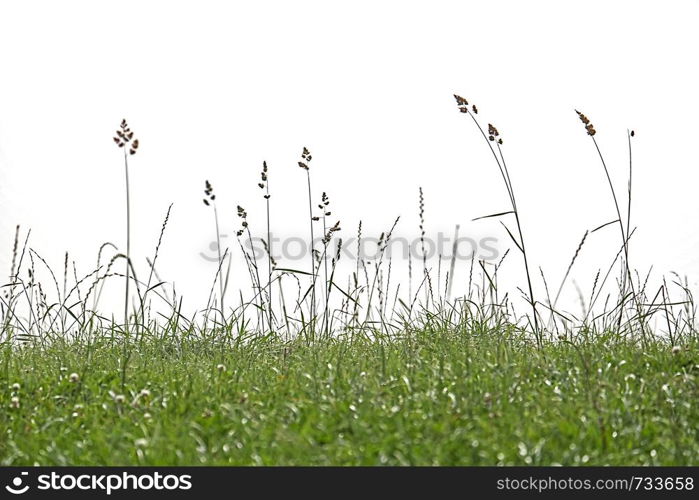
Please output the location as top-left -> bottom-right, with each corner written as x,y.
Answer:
1,0 -> 698,316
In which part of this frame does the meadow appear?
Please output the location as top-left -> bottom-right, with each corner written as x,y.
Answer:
1,97 -> 697,465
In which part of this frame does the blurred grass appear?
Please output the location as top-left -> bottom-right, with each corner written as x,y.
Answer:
1,329 -> 697,465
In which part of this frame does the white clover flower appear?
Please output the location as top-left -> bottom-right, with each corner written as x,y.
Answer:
672,345 -> 681,355
114,394 -> 126,404
69,373 -> 80,383
11,383 -> 20,391
139,389 -> 151,398
134,438 -> 149,448
216,364 -> 226,372
10,396 -> 20,409
143,412 -> 152,420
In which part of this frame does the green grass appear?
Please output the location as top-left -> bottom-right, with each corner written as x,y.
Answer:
2,330 -> 697,465
2,105 -> 698,466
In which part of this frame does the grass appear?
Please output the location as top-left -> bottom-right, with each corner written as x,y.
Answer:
1,331 -> 697,465
1,102 -> 698,466
112,120 -> 139,327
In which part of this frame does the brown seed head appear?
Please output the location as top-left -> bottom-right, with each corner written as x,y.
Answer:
453,94 -> 468,106
453,94 -> 470,113
575,110 -> 597,136
114,119 -> 138,152
575,110 -> 590,125
301,147 -> 312,162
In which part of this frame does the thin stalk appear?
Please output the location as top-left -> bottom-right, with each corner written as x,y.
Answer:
590,136 -> 638,326
244,226 -> 265,332
322,215 -> 329,337
305,169 -> 316,332
461,108 -> 539,339
123,147 -> 131,328
265,179 -> 273,332
213,204 -> 225,320
626,131 -> 633,263
497,142 -> 539,338
447,224 -> 460,301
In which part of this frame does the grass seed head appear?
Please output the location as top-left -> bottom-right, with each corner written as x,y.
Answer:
319,192 -> 332,216
575,110 -> 596,136
259,161 -> 269,195
453,94 -> 470,113
236,206 -> 248,236
322,220 -> 341,245
261,240 -> 278,268
488,123 -> 500,141
260,161 -> 268,182
113,119 -> 139,152
203,180 -> 216,206
298,147 -> 313,170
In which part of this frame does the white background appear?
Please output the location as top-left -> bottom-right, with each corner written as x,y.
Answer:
1,0 -> 698,316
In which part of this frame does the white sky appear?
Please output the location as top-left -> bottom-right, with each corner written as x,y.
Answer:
1,0 -> 698,316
